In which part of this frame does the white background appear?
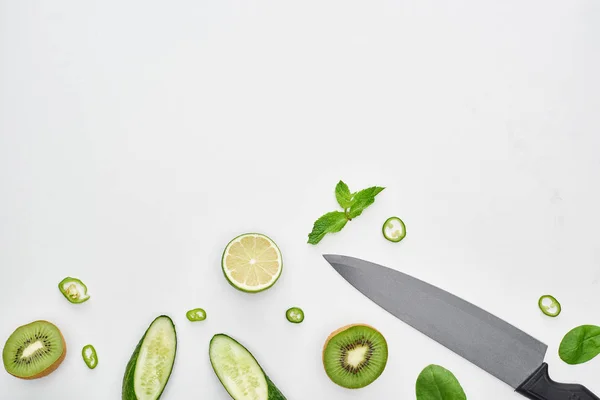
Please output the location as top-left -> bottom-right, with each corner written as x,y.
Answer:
1,1 -> 599,399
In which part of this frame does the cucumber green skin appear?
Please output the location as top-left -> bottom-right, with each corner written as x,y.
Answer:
221,233 -> 283,293
210,334 -> 286,400
122,316 -> 177,400
266,376 -> 286,400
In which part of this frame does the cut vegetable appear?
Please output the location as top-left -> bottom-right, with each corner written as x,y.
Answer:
382,217 -> 406,243
186,308 -> 207,322
82,344 -> 98,369
221,233 -> 283,293
58,277 -> 90,304
285,307 -> 304,324
122,316 -> 177,400
2,320 -> 66,380
209,334 -> 286,400
538,295 -> 561,317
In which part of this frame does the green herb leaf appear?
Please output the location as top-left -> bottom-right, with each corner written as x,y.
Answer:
307,211 -> 348,244
308,181 -> 384,245
559,325 -> 600,365
416,365 -> 466,400
335,181 -> 354,209
348,186 -> 385,219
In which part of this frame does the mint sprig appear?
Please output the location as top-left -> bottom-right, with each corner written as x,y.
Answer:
307,180 -> 384,245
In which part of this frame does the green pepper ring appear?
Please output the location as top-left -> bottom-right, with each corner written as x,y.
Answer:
82,344 -> 98,369
382,216 -> 406,243
186,308 -> 207,322
286,307 -> 305,324
538,295 -> 561,317
58,277 -> 90,304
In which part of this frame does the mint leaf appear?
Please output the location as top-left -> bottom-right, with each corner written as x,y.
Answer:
416,365 -> 466,400
308,181 -> 384,245
335,181 -> 354,209
348,186 -> 384,219
307,211 -> 348,244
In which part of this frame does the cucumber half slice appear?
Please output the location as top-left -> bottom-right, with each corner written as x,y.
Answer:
209,334 -> 286,400
122,316 -> 177,400
382,217 -> 406,243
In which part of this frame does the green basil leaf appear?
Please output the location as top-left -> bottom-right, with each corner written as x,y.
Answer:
307,211 -> 348,245
335,181 -> 354,209
416,364 -> 466,400
559,325 -> 600,365
348,186 -> 384,219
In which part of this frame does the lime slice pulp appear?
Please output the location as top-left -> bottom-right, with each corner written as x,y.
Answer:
221,233 -> 283,293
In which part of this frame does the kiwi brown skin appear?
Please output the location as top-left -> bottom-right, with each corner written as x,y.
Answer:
4,320 -> 67,380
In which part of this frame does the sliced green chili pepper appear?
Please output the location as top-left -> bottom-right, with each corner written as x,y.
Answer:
382,216 -> 406,243
538,295 -> 561,317
186,308 -> 207,322
82,344 -> 98,369
58,277 -> 90,304
286,307 -> 304,324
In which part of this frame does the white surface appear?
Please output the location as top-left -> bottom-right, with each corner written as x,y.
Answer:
1,1 -> 599,398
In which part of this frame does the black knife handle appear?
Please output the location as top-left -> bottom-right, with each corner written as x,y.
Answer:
516,363 -> 599,400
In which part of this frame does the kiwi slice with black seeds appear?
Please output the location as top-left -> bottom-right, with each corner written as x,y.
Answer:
2,320 -> 66,379
322,324 -> 388,389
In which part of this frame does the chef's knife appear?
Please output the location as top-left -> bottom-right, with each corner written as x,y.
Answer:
323,254 -> 598,400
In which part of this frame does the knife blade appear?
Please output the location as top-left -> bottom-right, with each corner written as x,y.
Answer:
324,254 -> 599,400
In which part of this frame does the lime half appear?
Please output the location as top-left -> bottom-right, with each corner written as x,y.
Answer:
221,233 -> 283,293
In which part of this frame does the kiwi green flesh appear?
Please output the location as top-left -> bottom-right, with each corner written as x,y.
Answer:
323,325 -> 388,389
2,321 -> 66,379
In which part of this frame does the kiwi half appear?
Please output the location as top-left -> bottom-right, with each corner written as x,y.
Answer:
2,320 -> 66,379
322,324 -> 388,389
